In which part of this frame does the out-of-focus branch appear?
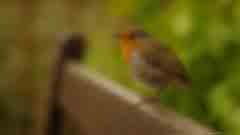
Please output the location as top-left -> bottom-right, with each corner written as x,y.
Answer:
62,65 -> 215,135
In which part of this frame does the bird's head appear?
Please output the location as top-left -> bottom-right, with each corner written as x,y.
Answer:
115,28 -> 149,63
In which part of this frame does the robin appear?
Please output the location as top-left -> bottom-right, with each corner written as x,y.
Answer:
116,26 -> 191,92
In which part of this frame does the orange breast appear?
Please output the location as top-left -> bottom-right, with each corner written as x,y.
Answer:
120,40 -> 137,63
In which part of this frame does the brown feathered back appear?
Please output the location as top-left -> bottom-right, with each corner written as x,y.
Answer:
133,37 -> 191,88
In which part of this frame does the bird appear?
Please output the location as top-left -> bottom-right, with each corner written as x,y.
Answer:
115,26 -> 191,93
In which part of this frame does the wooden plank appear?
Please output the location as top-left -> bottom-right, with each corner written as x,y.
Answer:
62,64 -> 215,135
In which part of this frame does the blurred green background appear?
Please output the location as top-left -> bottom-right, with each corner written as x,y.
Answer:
1,0 -> 240,134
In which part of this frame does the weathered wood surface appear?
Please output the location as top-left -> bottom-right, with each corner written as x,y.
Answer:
61,64 -> 214,135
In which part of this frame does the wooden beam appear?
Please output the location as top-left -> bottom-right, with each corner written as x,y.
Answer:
62,64 -> 215,135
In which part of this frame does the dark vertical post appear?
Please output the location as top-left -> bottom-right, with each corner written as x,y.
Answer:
47,34 -> 87,135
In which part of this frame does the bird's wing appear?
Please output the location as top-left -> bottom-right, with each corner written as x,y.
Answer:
139,40 -> 189,84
